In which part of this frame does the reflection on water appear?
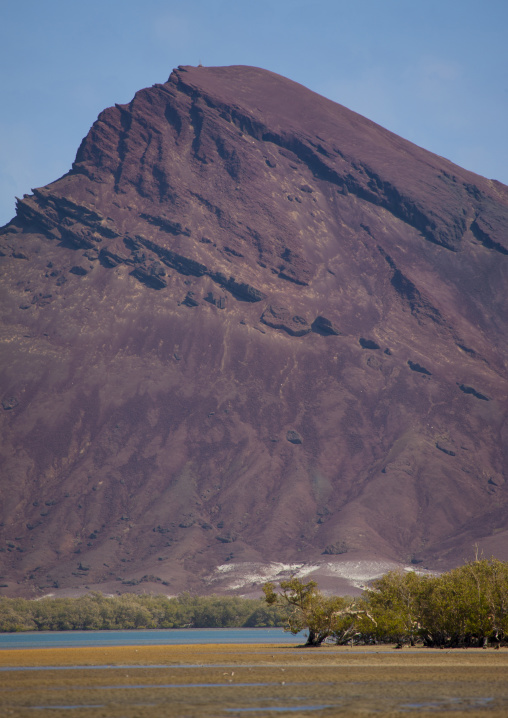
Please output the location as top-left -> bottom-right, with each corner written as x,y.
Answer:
29,705 -> 333,713
30,706 -> 105,711
89,681 -> 287,690
0,664 -> 169,672
0,663 -> 300,672
226,707 -> 333,713
10,680 -> 303,691
402,697 -> 494,710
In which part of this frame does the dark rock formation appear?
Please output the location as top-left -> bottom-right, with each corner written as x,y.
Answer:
408,360 -> 432,376
204,291 -> 226,309
182,291 -> 199,307
211,273 -> 266,302
2,397 -> 18,411
69,265 -> 88,276
261,305 -> 311,336
0,65 -> 508,597
311,316 -> 340,336
359,338 -> 380,350
286,430 -> 303,445
436,442 -> 456,457
131,265 -> 167,290
458,384 -> 490,401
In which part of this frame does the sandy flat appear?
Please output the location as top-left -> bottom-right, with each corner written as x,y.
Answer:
1,643 -> 508,717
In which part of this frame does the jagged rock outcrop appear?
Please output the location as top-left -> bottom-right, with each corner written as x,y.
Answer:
0,65 -> 507,597
261,305 -> 311,337
311,316 -> 340,336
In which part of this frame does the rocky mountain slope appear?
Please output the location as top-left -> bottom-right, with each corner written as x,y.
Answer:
1,65 -> 507,597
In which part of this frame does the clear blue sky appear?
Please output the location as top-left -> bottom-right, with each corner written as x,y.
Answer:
1,0 -> 507,226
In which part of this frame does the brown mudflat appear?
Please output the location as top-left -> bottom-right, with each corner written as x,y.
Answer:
1,644 -> 508,717
1,65 -> 508,597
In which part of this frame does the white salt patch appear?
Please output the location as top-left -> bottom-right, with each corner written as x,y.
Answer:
205,558 -> 434,592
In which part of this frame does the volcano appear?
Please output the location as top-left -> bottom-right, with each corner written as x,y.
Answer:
1,65 -> 507,597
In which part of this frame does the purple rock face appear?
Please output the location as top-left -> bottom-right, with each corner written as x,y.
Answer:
1,65 -> 507,597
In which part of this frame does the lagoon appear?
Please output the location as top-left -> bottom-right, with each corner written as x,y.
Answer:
0,627 -> 303,650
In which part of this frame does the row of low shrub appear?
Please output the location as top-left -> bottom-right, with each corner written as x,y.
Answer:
263,558 -> 508,648
0,592 -> 288,632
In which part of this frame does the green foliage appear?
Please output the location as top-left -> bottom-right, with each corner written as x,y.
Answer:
0,592 -> 286,633
263,577 -> 368,645
364,558 -> 508,647
416,558 -> 508,647
264,559 -> 508,648
365,570 -> 429,646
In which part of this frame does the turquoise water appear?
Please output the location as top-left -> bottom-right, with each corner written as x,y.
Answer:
0,627 -> 304,649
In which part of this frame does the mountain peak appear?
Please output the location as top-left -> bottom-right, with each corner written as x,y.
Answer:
1,66 -> 507,597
